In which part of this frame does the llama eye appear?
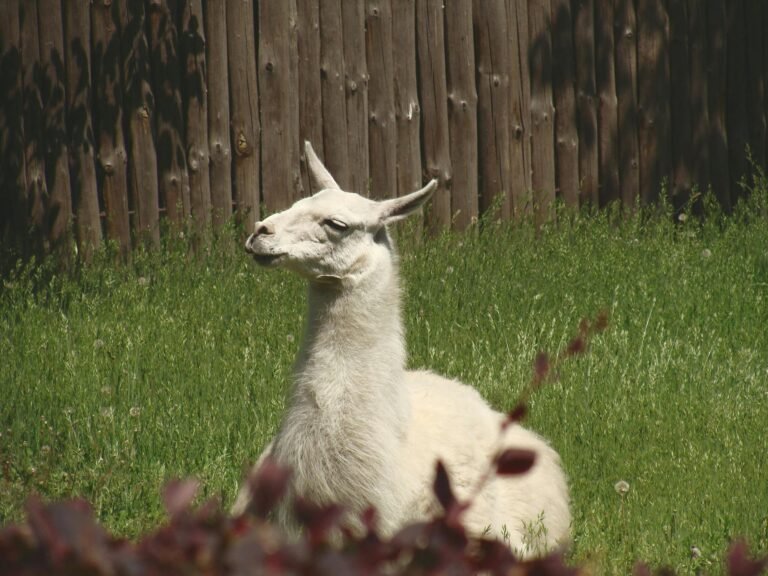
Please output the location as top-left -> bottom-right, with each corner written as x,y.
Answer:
322,218 -> 349,232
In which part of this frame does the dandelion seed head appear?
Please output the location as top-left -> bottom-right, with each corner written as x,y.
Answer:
129,406 -> 141,418
614,480 -> 630,495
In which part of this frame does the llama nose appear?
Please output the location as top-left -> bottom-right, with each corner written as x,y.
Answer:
254,221 -> 274,236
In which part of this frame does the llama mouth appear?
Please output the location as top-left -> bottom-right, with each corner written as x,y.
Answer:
251,252 -> 285,267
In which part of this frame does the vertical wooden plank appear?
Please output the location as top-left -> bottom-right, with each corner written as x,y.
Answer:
365,0 -> 396,199
706,0 -> 729,211
726,0 -> 748,204
203,0 -> 231,226
637,0 -> 671,206
391,0 -> 423,199
120,0 -> 160,247
148,0 -> 190,226
687,0 -> 710,197
473,0 -> 511,220
444,0 -> 477,228
181,0 -> 211,233
572,0 -> 598,206
508,0 -> 532,214
0,1 -> 28,258
63,2 -> 102,258
416,0 -> 451,230
342,2 -> 369,194
528,0 -> 556,225
550,0 -> 579,208
744,2 -> 765,171
260,0 -> 302,212
21,0 -> 48,254
319,0 -> 349,188
615,0 -> 640,210
227,0 -> 260,230
594,0 -> 619,207
38,0 -> 73,252
92,0 -> 131,257
297,0 -> 323,195
668,0 -> 693,210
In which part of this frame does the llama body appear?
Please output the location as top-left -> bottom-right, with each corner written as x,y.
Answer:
233,142 -> 570,555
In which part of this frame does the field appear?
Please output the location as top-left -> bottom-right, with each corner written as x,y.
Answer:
1,194 -> 767,574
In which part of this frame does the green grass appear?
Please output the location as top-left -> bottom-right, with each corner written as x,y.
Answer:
1,194 -> 767,574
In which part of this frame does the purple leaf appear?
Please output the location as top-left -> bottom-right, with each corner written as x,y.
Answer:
249,457 -> 292,518
727,540 -> 768,576
433,461 -> 457,512
495,448 -> 536,476
162,478 -> 200,517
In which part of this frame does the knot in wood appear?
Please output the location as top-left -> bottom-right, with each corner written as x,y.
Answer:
103,160 -> 114,175
140,106 -> 149,119
492,75 -> 501,87
236,132 -> 251,155
624,27 -> 634,39
514,125 -> 524,138
265,61 -> 274,72
348,80 -> 358,92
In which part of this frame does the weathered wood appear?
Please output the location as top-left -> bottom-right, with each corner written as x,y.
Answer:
21,0 -> 48,254
91,0 -> 131,258
203,0 -> 230,226
444,0 -> 477,228
668,0 -> 693,210
63,2 -> 102,258
528,0 -> 556,225
744,2 -> 765,171
572,0 -> 598,207
365,0 -> 396,199
473,0 -> 511,220
507,0 -> 532,214
227,0 -> 260,231
319,0 -> 349,188
391,0 -> 423,200
148,0 -> 190,226
687,0 -> 710,198
706,0 -> 729,211
594,0 -> 619,207
417,0 -> 452,230
260,0 -> 302,211
550,0 -> 579,208
297,0 -> 323,195
615,0 -> 640,210
0,1 -> 29,258
726,0 -> 748,204
637,0 -> 671,206
120,0 -> 160,247
38,0 -> 73,251
342,2 -> 369,194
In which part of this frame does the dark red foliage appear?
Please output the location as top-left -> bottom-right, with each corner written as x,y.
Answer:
494,448 -> 537,476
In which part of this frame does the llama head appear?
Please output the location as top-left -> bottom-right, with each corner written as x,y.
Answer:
245,141 -> 437,284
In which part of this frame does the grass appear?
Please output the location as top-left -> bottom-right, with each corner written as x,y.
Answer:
1,191 -> 767,574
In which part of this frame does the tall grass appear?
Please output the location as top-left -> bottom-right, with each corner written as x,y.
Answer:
1,191 -> 766,574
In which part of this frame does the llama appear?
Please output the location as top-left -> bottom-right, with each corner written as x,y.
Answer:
232,142 -> 571,556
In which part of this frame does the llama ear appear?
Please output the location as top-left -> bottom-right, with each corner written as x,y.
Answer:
305,141 -> 341,192
379,179 -> 438,224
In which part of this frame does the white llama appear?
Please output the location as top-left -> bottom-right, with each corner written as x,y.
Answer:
232,142 -> 571,556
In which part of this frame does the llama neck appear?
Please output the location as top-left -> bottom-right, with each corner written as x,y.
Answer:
292,259 -> 409,431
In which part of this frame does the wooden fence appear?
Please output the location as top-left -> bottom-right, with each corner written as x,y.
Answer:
0,1 -> 765,262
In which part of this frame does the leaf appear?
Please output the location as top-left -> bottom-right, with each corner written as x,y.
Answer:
433,461 -> 457,512
162,478 -> 200,517
494,448 -> 536,476
249,457 -> 292,518
727,540 -> 768,576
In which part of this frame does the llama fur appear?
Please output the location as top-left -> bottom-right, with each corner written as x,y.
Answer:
233,142 -> 570,556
